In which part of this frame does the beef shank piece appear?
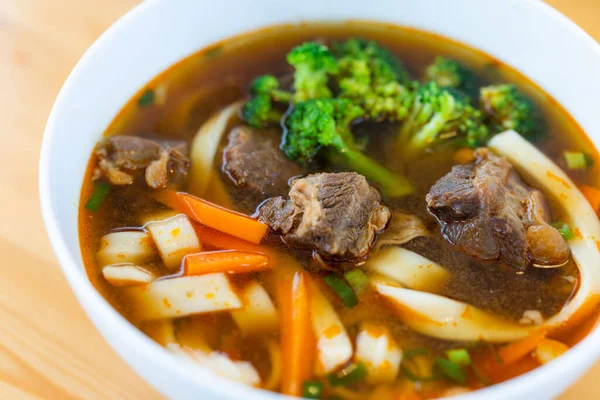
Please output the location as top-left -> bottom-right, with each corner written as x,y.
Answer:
95,136 -> 189,189
223,126 -> 303,201
426,148 -> 569,270
258,172 -> 391,259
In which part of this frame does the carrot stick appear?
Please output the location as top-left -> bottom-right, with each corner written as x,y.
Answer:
482,354 -> 540,384
579,185 -> 600,213
497,329 -> 547,365
279,267 -> 314,396
184,250 -> 270,276
155,189 -> 268,244
193,224 -> 277,261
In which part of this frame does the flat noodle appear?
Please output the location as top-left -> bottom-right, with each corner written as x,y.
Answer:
263,339 -> 282,391
188,101 -> 242,198
374,213 -> 429,251
380,131 -> 600,343
490,130 -> 600,331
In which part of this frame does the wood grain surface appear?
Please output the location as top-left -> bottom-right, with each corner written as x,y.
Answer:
1,0 -> 598,398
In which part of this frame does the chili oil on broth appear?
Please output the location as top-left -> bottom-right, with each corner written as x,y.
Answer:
79,21 -> 600,397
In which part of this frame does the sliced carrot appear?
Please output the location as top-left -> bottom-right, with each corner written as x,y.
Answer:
497,329 -> 547,365
579,184 -> 600,213
486,354 -> 540,384
278,265 -> 314,396
472,330 -> 547,384
193,224 -> 276,261
155,189 -> 268,244
184,250 -> 270,276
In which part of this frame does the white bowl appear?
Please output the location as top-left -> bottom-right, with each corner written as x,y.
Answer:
40,0 -> 600,399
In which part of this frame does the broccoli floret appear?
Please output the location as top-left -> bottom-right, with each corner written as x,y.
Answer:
334,39 -> 411,85
480,84 -> 541,138
283,98 -> 413,196
424,57 -> 478,97
241,75 -> 292,127
398,82 -> 488,154
287,42 -> 339,102
332,38 -> 414,121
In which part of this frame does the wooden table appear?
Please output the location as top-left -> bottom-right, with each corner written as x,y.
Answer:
1,0 -> 598,398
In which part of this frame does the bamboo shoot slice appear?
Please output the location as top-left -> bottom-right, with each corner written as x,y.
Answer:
311,284 -> 353,375
96,231 -> 155,267
125,273 -> 241,320
231,281 -> 279,335
168,344 -> 260,386
102,263 -> 154,287
147,214 -> 201,270
355,323 -> 403,384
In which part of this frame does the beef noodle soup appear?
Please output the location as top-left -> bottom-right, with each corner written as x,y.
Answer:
79,22 -> 600,399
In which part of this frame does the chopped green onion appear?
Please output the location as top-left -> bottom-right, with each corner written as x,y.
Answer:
85,181 -> 110,212
435,358 -> 466,384
564,151 -> 588,170
585,153 -> 595,166
343,269 -> 368,293
323,274 -> 358,308
138,89 -> 155,107
402,348 -> 437,382
446,349 -> 471,366
552,221 -> 575,241
403,347 -> 430,358
302,380 -> 324,399
402,365 -> 437,382
327,362 -> 367,387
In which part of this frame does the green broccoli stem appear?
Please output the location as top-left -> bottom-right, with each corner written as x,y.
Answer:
331,140 -> 414,197
408,112 -> 448,152
272,89 -> 293,103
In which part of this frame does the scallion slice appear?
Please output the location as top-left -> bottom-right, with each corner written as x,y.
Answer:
327,362 -> 367,387
403,347 -> 430,358
552,221 -> 575,241
446,349 -> 471,366
435,358 -> 466,384
564,151 -> 588,170
85,181 -> 110,212
302,380 -> 324,399
138,88 -> 155,107
343,269 -> 368,293
401,348 -> 437,382
323,274 -> 358,308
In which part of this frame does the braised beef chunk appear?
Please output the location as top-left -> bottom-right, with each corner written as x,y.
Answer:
426,148 -> 569,269
258,172 -> 391,259
95,136 -> 189,189
223,126 -> 303,199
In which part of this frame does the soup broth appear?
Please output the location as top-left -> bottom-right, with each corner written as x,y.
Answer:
80,22 -> 600,399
